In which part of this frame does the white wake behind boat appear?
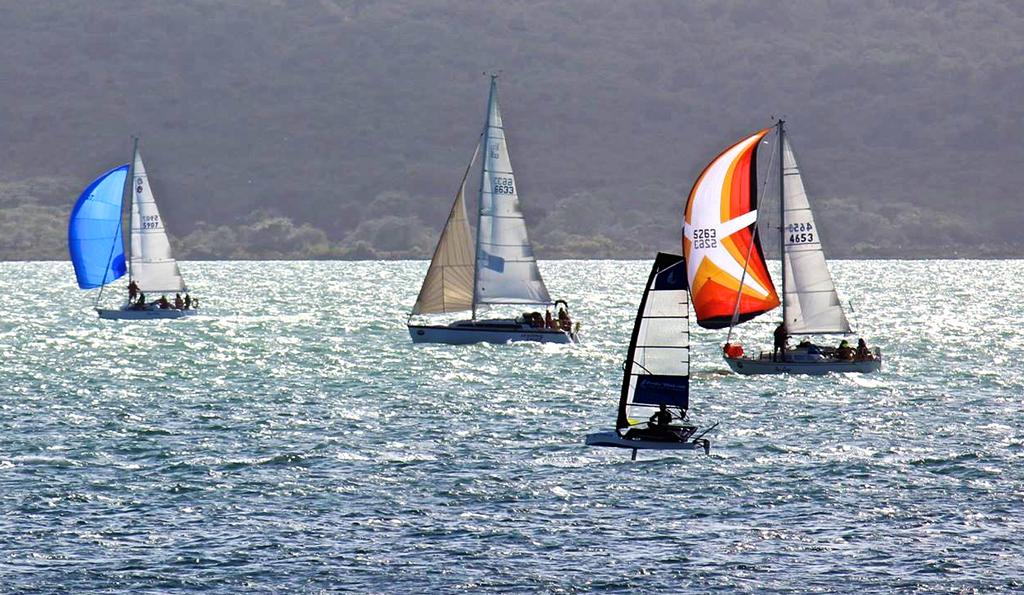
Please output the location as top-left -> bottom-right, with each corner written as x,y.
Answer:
407,75 -> 577,345
69,138 -> 199,320
585,253 -> 712,459
683,120 -> 881,375
96,306 -> 195,320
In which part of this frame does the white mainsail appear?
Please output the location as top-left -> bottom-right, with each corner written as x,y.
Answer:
474,77 -> 551,306
130,150 -> 187,293
411,144 -> 480,315
780,137 -> 850,334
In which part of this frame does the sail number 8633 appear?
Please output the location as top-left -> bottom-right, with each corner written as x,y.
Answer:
492,176 -> 515,195
692,228 -> 717,249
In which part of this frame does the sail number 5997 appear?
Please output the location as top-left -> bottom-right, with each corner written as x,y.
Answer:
692,228 -> 717,249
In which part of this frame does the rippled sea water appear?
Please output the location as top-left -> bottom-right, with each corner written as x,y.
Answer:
1,260 -> 1022,593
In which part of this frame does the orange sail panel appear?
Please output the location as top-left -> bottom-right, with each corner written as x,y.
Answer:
683,129 -> 779,329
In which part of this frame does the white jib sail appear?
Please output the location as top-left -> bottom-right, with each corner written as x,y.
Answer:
474,78 -> 552,306
411,144 -> 480,315
781,137 -> 850,334
130,150 -> 187,293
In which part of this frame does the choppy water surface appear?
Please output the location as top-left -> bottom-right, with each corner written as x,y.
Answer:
0,260 -> 1022,592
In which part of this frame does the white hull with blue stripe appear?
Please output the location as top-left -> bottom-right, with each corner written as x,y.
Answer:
97,305 -> 199,320
408,320 -> 575,345
725,346 -> 882,375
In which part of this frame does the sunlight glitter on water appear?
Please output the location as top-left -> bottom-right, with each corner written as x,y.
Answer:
0,260 -> 1022,592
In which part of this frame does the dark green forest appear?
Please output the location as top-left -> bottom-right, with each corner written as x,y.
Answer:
0,0 -> 1021,260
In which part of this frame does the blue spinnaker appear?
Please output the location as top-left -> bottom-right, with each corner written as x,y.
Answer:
68,164 -> 129,289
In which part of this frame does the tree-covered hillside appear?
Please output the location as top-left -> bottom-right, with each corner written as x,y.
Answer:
0,0 -> 1021,259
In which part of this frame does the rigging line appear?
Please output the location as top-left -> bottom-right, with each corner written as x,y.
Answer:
846,299 -> 859,333
725,132 -> 779,345
95,227 -> 120,307
96,165 -> 133,308
690,422 -> 719,442
654,258 -> 687,278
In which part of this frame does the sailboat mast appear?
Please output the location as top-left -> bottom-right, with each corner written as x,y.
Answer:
777,119 -> 786,328
471,74 -> 498,321
125,136 -> 138,282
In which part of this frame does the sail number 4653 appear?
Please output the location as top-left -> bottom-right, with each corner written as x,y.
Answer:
786,222 -> 814,244
693,228 -> 717,249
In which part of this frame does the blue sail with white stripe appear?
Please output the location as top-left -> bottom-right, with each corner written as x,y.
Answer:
68,164 -> 129,289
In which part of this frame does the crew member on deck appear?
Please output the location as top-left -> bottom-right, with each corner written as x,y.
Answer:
184,294 -> 192,310
174,293 -> 184,309
558,307 -> 571,332
128,280 -> 139,303
855,338 -> 872,360
773,323 -> 788,362
545,309 -> 554,329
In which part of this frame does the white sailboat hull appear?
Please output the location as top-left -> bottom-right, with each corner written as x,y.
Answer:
97,305 -> 198,320
408,319 -> 575,345
585,431 -> 709,454
725,347 -> 882,375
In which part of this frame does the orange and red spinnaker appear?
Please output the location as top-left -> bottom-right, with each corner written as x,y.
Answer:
683,129 -> 780,329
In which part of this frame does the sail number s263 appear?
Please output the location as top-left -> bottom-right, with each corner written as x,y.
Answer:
492,176 -> 515,195
141,214 -> 161,230
692,228 -> 717,249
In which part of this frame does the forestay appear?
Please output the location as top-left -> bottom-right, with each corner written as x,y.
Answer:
780,138 -> 850,334
683,129 -> 779,329
411,143 -> 480,315
616,253 -> 690,431
68,165 -> 130,289
474,77 -> 551,306
130,150 -> 187,293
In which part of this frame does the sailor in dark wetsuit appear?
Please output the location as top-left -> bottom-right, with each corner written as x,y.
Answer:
773,323 -> 788,362
649,404 -> 673,427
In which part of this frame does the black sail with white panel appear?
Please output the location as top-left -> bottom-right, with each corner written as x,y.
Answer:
616,252 -> 690,432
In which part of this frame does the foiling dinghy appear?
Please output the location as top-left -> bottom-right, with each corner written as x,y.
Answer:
683,120 -> 880,375
585,253 -> 714,459
407,75 -> 578,344
69,138 -> 199,320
